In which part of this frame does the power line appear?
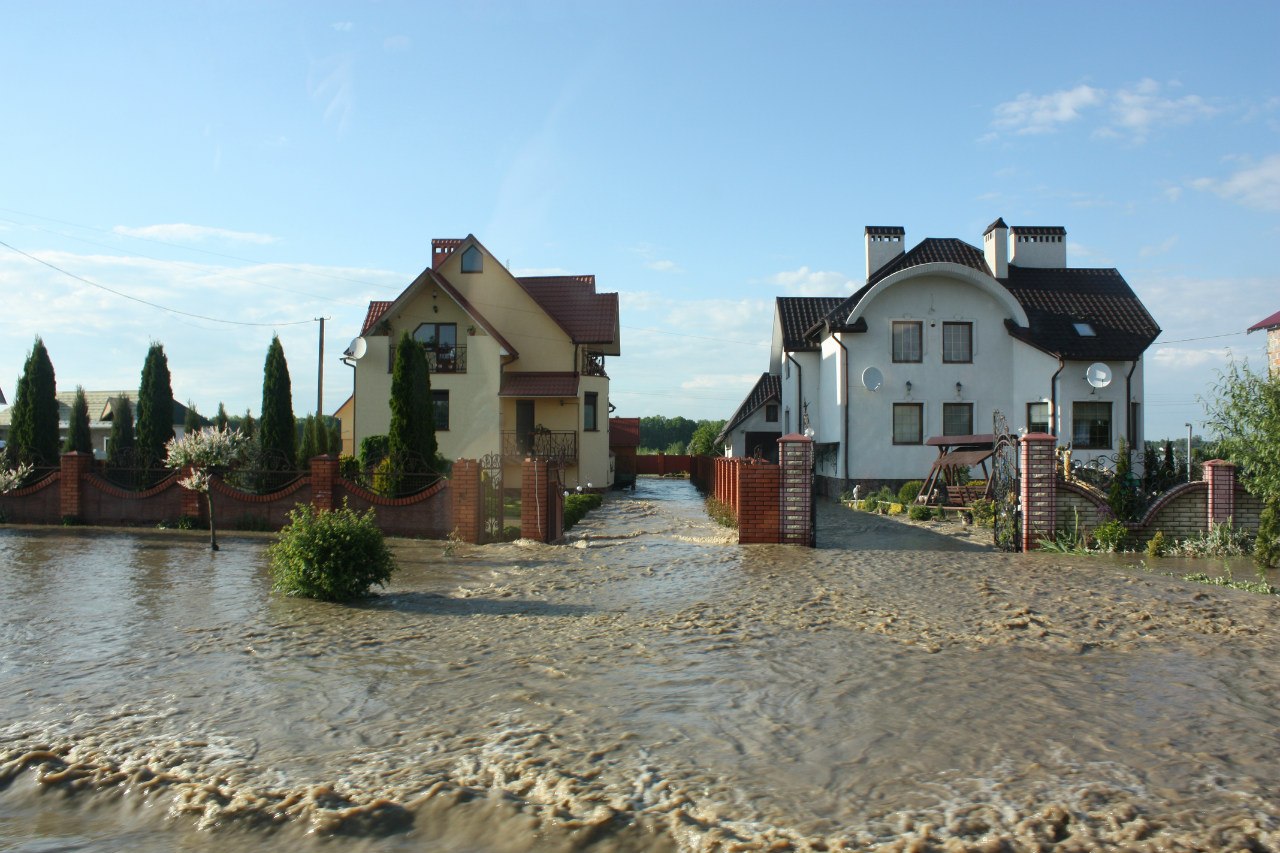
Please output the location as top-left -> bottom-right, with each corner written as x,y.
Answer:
0,239 -> 312,328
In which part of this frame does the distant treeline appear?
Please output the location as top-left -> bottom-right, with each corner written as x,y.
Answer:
639,415 -> 726,456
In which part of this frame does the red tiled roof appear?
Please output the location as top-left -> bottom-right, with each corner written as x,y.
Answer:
498,372 -> 580,398
609,417 -> 641,448
361,301 -> 393,335
518,276 -> 619,345
1248,310 -> 1280,332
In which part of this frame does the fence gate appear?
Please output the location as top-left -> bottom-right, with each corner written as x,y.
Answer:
480,452 -> 504,543
991,410 -> 1021,552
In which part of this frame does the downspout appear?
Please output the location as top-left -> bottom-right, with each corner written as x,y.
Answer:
1049,357 -> 1065,438
832,328 -> 851,491
786,352 -> 803,431
341,355 -> 357,456
1124,359 -> 1138,451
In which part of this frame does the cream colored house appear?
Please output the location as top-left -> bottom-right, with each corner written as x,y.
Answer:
345,236 -> 620,489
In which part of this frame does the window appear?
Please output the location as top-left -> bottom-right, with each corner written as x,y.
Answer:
765,404 -> 778,423
413,323 -> 460,372
1027,402 -> 1050,434
942,322 -> 973,363
460,245 -> 482,273
942,402 -> 973,436
584,392 -> 598,431
892,321 -> 922,363
432,390 -> 449,431
1072,401 -> 1111,449
1072,322 -> 1096,336
893,403 -> 923,444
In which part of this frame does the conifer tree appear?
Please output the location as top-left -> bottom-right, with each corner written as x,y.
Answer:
388,330 -> 436,470
7,336 -> 60,466
258,335 -> 296,466
184,400 -> 202,434
214,402 -> 229,431
107,396 -> 135,467
240,409 -> 256,441
296,414 -> 318,468
136,343 -> 176,463
63,386 -> 92,454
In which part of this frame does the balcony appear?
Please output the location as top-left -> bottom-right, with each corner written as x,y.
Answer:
388,343 -> 467,374
581,351 -> 606,377
501,430 -> 578,464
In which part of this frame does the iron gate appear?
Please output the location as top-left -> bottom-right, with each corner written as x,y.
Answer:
480,452 -> 504,543
991,410 -> 1021,552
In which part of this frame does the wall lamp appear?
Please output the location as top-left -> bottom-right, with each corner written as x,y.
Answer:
955,381 -> 963,398
905,380 -> 912,397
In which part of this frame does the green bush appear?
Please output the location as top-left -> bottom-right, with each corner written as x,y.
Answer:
564,492 -> 604,530
897,481 -> 923,505
705,497 -> 737,529
1091,519 -> 1128,553
359,434 -> 390,469
1255,503 -> 1279,569
908,504 -> 933,521
269,501 -> 396,602
970,499 -> 995,527
1146,530 -> 1167,558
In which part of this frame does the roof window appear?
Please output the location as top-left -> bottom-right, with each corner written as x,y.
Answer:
1073,322 -> 1096,337
460,245 -> 482,273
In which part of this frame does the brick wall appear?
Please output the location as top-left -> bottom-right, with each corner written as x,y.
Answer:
520,458 -> 564,542
1020,434 -> 1057,552
450,459 -> 483,544
635,454 -> 693,476
737,463 -> 780,544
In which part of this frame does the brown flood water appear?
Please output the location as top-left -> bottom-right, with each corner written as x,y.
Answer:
2,478 -> 1279,852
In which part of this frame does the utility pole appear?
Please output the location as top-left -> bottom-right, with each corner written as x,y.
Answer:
1185,422 -> 1193,482
316,317 -> 326,419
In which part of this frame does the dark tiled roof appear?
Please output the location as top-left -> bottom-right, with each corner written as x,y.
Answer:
716,373 -> 781,443
609,417 -> 641,448
498,372 -> 580,398
777,297 -> 845,351
1010,225 -> 1066,236
865,225 -> 905,236
1248,309 -> 1280,332
1002,266 -> 1161,360
983,217 -> 1007,235
361,301 -> 393,335
518,276 -> 619,345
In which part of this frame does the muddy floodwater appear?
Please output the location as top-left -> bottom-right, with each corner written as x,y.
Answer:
2,479 -> 1279,852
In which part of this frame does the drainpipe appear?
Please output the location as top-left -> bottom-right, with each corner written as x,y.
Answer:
1049,357 -> 1065,438
1124,359 -> 1138,452
786,352 -> 803,431
832,329 -> 852,491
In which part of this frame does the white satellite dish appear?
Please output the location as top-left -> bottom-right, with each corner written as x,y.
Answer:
1085,362 -> 1112,389
861,366 -> 883,392
345,337 -> 368,360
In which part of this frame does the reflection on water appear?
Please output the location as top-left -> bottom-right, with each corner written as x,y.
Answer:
2,479 -> 1279,851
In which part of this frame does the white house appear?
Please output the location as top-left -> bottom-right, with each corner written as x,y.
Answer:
721,219 -> 1161,496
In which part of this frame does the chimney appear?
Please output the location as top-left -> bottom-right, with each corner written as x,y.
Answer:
1009,225 -> 1067,268
865,226 -> 905,280
431,238 -> 464,269
983,217 -> 1008,279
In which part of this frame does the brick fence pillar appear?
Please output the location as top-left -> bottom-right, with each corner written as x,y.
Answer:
1204,460 -> 1237,527
521,458 -> 562,542
737,463 -> 781,543
60,452 -> 91,520
310,455 -> 339,511
778,434 -> 814,546
1019,433 -> 1058,552
449,459 -> 483,544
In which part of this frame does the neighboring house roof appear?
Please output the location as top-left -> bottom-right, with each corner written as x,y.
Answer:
0,390 -> 189,428
519,275 -> 621,351
498,372 -> 580,398
609,417 -> 641,448
361,301 -> 394,336
1248,310 -> 1280,333
716,373 -> 781,444
809,236 -> 1160,361
777,296 -> 845,351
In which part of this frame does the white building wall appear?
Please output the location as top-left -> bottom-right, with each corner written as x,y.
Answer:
726,406 -> 781,458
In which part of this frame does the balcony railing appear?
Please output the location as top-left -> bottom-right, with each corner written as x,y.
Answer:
581,351 -> 606,377
388,343 -> 467,374
501,430 -> 578,464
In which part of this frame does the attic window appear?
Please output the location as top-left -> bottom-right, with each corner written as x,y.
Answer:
460,245 -> 482,273
1073,322 -> 1096,337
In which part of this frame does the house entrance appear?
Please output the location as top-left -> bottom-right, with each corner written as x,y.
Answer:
516,400 -> 535,455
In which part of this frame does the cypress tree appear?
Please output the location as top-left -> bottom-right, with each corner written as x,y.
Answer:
136,343 -> 176,463
7,336 -> 60,466
184,400 -> 202,434
63,386 -> 92,454
240,409 -> 256,441
259,335 -> 296,467
214,402 -> 229,431
297,414 -> 318,468
388,330 -> 436,470
108,396 -> 135,466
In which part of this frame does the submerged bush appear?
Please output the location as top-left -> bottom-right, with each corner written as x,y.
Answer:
270,501 -> 396,602
564,492 -> 604,530
1091,519 -> 1128,553
1146,530 -> 1167,558
1167,521 -> 1252,558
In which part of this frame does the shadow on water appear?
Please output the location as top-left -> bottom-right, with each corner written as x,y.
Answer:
816,501 -> 997,554
354,591 -> 595,618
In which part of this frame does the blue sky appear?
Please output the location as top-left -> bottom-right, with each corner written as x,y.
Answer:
2,1 -> 1277,441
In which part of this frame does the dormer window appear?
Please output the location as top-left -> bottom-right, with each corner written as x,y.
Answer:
460,245 -> 482,273
1073,322 -> 1096,337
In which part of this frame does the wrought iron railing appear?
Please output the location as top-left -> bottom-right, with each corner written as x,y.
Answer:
501,430 -> 577,463
1058,448 -> 1188,519
100,449 -> 172,492
581,351 -> 606,377
388,343 -> 468,374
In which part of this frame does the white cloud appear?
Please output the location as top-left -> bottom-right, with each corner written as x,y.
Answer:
680,373 -> 760,391
646,259 -> 682,273
331,21 -> 353,32
991,79 -> 1219,142
308,54 -> 355,133
992,85 -> 1103,135
1104,78 -> 1217,141
1138,236 -> 1178,258
1151,346 -> 1235,370
113,223 -> 279,245
1191,153 -> 1280,212
768,266 -> 852,297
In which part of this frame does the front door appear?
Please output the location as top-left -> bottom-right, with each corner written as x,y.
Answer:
516,400 -> 535,453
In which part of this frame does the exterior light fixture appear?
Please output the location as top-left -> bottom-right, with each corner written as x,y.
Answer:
955,381 -> 963,398
905,380 -> 912,396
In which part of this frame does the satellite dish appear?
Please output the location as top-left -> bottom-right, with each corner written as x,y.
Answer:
345,337 -> 367,360
861,366 -> 883,392
1085,362 -> 1112,389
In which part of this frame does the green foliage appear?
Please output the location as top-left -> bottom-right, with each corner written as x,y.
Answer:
389,331 -> 437,470
239,409 -> 256,441
259,335 -> 296,466
687,420 -> 727,457
664,440 -> 686,455
1255,503 -> 1279,569
183,400 -> 204,433
107,396 -> 135,466
1146,530 -> 1167,558
137,342 -> 176,463
970,498 -> 996,527
1038,508 -> 1088,553
564,492 -> 604,530
1182,571 -> 1278,596
214,402 -> 230,431
639,416 -> 699,453
1107,438 -> 1141,522
371,456 -> 400,497
1204,360 -> 1280,505
63,386 -> 92,454
360,434 -> 390,469
897,480 -> 923,505
339,454 -> 361,481
296,413 -> 320,467
908,504 -> 933,521
270,501 -> 397,602
8,336 -> 60,466
1091,519 -> 1128,553
1166,521 -> 1253,558
705,496 -> 737,528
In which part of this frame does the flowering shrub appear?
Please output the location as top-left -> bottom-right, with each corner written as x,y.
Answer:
165,427 -> 248,551
0,461 -> 34,493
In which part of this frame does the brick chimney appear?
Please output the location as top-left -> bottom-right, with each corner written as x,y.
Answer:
432,238 -> 463,269
1009,225 -> 1067,268
865,226 -> 905,280
983,217 -> 1008,279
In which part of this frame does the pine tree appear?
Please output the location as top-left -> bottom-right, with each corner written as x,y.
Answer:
136,343 -> 176,463
258,335 -> 296,467
184,400 -> 202,434
63,386 -> 92,454
388,330 -> 436,471
107,396 -> 135,467
240,409 -> 256,441
297,414 -> 318,468
214,402 -> 229,431
7,336 -> 60,466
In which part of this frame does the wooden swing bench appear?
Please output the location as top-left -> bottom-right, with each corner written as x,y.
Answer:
917,434 -> 998,511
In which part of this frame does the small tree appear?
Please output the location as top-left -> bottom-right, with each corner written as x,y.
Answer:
259,335 -> 296,467
214,402 -> 230,431
165,426 -> 248,551
184,401 -> 203,434
7,336 -> 60,466
108,396 -> 135,467
137,343 -> 176,464
687,419 -> 727,457
296,414 -> 318,468
239,409 -> 256,441
269,501 -> 396,602
388,330 -> 436,471
1107,437 -> 1140,522
63,386 -> 92,454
